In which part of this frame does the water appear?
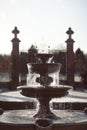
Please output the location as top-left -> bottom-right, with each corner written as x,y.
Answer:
27,73 -> 40,86
0,109 -> 87,124
0,72 -> 11,82
49,64 -> 61,86
27,63 -> 40,86
27,62 -> 61,87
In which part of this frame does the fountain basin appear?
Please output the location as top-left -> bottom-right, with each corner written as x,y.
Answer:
17,86 -> 72,119
0,109 -> 87,130
37,53 -> 53,63
27,63 -> 61,75
19,86 -> 71,98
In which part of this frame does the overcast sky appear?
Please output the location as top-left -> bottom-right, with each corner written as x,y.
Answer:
0,0 -> 87,54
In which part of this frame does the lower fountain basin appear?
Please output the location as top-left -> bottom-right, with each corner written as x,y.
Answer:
0,109 -> 87,130
17,86 -> 72,120
19,85 -> 71,98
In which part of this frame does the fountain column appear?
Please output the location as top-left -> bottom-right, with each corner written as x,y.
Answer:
11,27 -> 20,89
65,27 -> 75,86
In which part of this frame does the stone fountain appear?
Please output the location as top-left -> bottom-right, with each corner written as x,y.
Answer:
0,52 -> 87,130
20,53 -> 71,120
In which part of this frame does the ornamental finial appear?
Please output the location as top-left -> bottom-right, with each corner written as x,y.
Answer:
66,27 -> 74,39
12,27 -> 20,38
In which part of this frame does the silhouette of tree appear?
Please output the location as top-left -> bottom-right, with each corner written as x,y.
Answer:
0,54 -> 11,73
28,45 -> 38,63
19,52 -> 28,74
19,45 -> 38,74
75,48 -> 87,74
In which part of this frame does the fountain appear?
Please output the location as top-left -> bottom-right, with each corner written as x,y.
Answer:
0,52 -> 87,130
19,53 -> 71,120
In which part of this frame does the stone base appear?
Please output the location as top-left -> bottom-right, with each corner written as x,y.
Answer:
0,100 -> 35,110
0,110 -> 87,130
53,102 -> 87,110
0,121 -> 87,130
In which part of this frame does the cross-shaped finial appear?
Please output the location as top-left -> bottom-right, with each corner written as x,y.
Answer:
12,27 -> 20,38
66,27 -> 74,39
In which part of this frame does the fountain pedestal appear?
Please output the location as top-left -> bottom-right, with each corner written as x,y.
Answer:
34,97 -> 58,119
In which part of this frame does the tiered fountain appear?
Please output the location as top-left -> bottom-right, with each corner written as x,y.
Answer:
20,53 -> 71,120
0,52 -> 87,130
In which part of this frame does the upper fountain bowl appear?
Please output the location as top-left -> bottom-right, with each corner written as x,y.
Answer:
27,63 -> 61,76
37,53 -> 53,63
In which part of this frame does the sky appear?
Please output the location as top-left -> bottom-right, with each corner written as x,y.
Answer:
0,0 -> 87,54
